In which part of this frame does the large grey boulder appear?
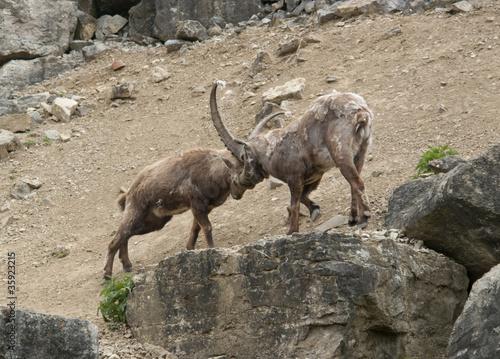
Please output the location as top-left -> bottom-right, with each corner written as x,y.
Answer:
0,0 -> 77,66
385,143 -> 500,282
0,307 -> 98,359
129,0 -> 263,42
127,232 -> 468,359
448,264 -> 500,359
0,55 -> 83,92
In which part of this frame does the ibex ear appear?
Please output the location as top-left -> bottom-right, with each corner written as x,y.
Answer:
234,139 -> 250,162
221,158 -> 234,170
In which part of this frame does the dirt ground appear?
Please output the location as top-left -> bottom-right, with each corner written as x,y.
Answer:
1,2 -> 499,356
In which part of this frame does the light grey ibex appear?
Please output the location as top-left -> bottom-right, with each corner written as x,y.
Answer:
210,81 -> 373,234
103,111 -> 283,279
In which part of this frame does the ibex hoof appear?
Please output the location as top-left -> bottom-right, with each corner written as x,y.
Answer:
311,209 -> 323,222
123,266 -> 133,272
348,216 -> 359,227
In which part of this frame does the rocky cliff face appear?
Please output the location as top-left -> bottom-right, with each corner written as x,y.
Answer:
0,0 -> 77,66
0,307 -> 98,359
127,231 -> 468,359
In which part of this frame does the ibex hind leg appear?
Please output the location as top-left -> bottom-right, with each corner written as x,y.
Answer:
301,179 -> 322,222
335,162 -> 370,229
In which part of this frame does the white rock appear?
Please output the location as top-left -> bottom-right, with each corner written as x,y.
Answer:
262,78 -> 306,104
52,97 -> 78,122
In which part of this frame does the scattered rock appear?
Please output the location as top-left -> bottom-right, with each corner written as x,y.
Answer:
52,97 -> 78,122
112,60 -> 125,71
0,202 -> 10,213
449,0 -> 474,13
0,113 -> 32,133
175,20 -> 207,42
164,40 -> 190,53
0,129 -> 23,160
277,39 -> 302,57
315,215 -> 349,231
249,51 -> 272,77
317,5 -> 340,24
82,43 -> 110,61
110,83 -> 134,99
262,78 -> 306,104
254,102 -> 285,129
151,66 -> 171,83
95,14 -> 128,41
384,24 -> 403,38
208,24 -> 222,37
326,75 -> 342,83
44,130 -> 60,140
11,181 -> 34,199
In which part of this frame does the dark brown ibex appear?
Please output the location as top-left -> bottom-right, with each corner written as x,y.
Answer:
210,81 -> 373,234
103,112 -> 283,279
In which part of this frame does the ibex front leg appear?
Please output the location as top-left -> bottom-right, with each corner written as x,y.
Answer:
287,180 -> 304,235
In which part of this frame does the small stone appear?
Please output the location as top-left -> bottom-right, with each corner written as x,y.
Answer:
44,130 -> 60,140
151,66 -> 171,83
175,20 -> 207,42
315,215 -> 348,232
208,24 -> 222,37
0,203 -> 10,213
449,0 -> 474,13
192,87 -> 206,94
60,133 -> 71,142
164,39 -> 190,53
262,78 -> 306,104
52,97 -> 78,122
110,83 -> 134,99
23,178 -> 42,189
112,60 -> 125,71
326,76 -> 342,83
11,181 -> 33,199
384,25 -> 402,38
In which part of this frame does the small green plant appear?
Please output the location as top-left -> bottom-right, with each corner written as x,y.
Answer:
413,144 -> 458,179
42,137 -> 52,146
24,139 -> 36,148
98,275 -> 135,326
57,253 -> 67,258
